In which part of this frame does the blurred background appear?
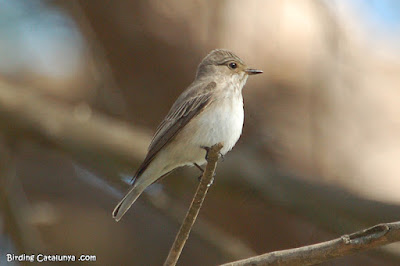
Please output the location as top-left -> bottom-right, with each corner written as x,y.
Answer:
1,0 -> 400,265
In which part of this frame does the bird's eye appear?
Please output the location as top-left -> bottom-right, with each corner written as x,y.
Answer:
228,62 -> 237,69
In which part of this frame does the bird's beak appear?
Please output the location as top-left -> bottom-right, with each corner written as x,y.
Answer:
245,68 -> 263,75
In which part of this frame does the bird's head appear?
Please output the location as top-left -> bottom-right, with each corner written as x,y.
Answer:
196,49 -> 263,83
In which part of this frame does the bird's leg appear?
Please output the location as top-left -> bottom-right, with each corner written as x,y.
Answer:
194,161 -> 216,184
194,163 -> 205,182
201,145 -> 224,161
198,146 -> 220,184
194,163 -> 204,173
201,146 -> 211,161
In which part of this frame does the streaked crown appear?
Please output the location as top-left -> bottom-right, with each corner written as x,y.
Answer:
196,49 -> 262,78
196,49 -> 243,78
200,49 -> 244,67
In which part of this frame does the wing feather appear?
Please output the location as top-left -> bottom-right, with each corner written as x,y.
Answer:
133,81 -> 216,181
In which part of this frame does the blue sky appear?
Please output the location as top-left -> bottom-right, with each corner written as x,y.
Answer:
343,0 -> 400,31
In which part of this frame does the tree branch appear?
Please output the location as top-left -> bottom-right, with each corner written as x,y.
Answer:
2,81 -> 400,263
220,221 -> 400,266
0,81 -> 256,261
164,143 -> 223,266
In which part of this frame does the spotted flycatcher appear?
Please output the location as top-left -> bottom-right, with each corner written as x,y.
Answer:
113,49 -> 262,221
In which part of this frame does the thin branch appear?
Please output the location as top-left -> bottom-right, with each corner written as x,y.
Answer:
223,151 -> 400,260
164,143 -> 223,266
0,81 -> 256,261
220,221 -> 400,266
146,190 -> 256,260
2,81 -> 400,263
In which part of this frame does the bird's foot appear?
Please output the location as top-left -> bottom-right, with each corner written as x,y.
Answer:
219,152 -> 225,162
198,146 -> 219,185
194,163 -> 204,173
194,163 -> 204,182
201,146 -> 211,160
201,146 -> 224,161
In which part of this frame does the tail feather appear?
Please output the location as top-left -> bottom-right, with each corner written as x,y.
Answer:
112,185 -> 144,222
113,163 -> 165,221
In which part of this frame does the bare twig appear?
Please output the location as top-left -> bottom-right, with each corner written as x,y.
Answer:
147,190 -> 256,260
0,81 -> 256,260
223,150 -> 400,260
164,143 -> 223,266
74,164 -> 257,261
2,81 -> 400,263
220,221 -> 400,266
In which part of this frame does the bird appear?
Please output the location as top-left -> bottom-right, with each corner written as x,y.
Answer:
113,49 -> 262,221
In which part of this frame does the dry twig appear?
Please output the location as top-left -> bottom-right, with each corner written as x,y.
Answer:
2,81 -> 400,264
220,221 -> 400,266
0,81 -> 255,260
164,143 -> 223,266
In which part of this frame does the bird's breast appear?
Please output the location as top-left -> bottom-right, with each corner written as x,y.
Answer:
190,92 -> 244,155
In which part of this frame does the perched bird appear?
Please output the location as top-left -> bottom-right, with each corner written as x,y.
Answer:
113,49 -> 262,221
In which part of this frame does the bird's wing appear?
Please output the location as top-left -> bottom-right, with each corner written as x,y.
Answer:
133,81 -> 216,182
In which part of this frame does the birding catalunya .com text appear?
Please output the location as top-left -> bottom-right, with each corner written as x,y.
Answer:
5,253 -> 97,263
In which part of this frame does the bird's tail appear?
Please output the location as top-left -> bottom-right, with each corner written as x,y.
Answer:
112,184 -> 145,222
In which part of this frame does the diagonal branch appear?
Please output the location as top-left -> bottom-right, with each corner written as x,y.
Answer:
220,221 -> 400,266
0,81 -> 256,261
164,143 -> 223,266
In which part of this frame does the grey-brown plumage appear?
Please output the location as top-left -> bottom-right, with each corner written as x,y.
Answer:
135,81 -> 216,179
113,49 -> 262,221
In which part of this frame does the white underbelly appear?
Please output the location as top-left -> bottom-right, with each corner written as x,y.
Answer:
189,95 -> 244,155
157,93 -> 244,171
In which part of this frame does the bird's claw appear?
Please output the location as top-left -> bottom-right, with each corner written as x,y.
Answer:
198,146 -> 218,185
194,163 -> 204,173
201,146 -> 224,161
219,152 -> 224,162
201,146 -> 210,160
